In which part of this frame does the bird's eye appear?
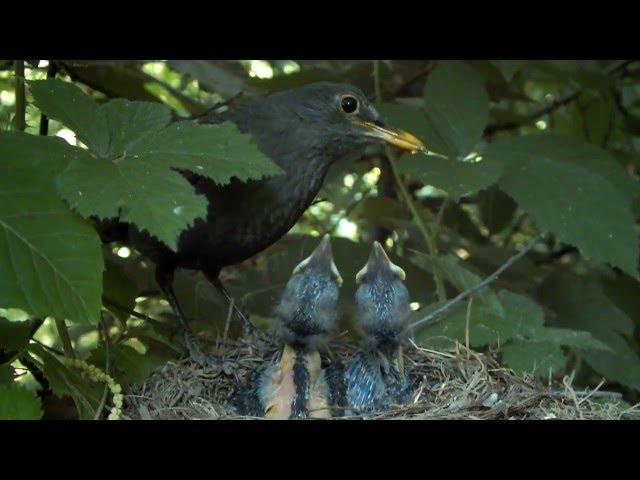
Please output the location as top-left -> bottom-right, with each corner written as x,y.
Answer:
340,95 -> 359,114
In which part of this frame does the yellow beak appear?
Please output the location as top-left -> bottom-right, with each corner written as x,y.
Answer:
355,119 -> 426,153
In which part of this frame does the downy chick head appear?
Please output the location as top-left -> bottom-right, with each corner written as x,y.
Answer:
355,242 -> 411,344
275,234 -> 342,348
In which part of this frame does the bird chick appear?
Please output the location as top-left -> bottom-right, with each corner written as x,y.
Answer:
344,242 -> 415,414
231,234 -> 342,419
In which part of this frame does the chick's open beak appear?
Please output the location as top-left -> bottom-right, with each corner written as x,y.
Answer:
356,241 -> 406,284
292,234 -> 343,286
354,119 -> 426,153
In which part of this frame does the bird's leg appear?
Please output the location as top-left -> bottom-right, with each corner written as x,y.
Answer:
206,273 -> 263,339
155,265 -> 211,366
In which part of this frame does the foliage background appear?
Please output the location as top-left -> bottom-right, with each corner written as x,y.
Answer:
0,59 -> 639,419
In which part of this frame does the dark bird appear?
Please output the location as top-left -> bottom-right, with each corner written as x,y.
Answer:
124,82 -> 425,353
344,242 -> 416,414
231,235 -> 343,419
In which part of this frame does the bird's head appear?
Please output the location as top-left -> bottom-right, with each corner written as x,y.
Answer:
275,234 -> 342,347
355,242 -> 411,343
256,82 -> 425,161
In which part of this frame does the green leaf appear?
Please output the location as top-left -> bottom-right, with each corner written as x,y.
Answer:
0,384 -> 43,419
0,365 -> 13,385
600,273 -> 640,327
57,154 -> 207,250
28,344 -> 103,419
378,103 -> 450,158
501,341 -> 567,377
423,61 -> 490,158
0,317 -> 42,353
417,301 -> 513,349
411,252 -> 504,315
400,154 -> 503,200
168,60 -> 260,98
440,202 -> 487,244
57,120 -> 283,250
102,99 -> 172,156
88,342 -> 172,386
498,290 -> 545,336
581,330 -> 640,390
29,79 -> 109,156
532,327 -> 610,351
477,186 -> 518,235
417,290 -> 546,349
0,161 -> 104,324
488,134 -> 639,277
538,273 -> 634,337
128,121 -> 284,184
538,272 -> 640,389
102,259 -> 138,322
0,131 -> 79,178
491,60 -> 528,82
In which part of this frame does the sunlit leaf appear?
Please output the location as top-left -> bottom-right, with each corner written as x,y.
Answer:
0,160 -> 103,324
29,79 -> 109,156
128,121 -> 284,184
58,153 -> 207,251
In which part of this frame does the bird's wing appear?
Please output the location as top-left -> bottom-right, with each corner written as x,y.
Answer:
345,351 -> 387,413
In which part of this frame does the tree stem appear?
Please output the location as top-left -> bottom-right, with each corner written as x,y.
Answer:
39,61 -> 58,135
372,60 -> 447,301
12,60 -> 26,132
55,319 -> 76,359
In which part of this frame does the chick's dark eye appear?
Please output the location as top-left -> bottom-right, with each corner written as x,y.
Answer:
341,95 -> 359,114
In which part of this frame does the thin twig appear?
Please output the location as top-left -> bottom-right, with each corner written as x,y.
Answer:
577,378 -> 607,406
103,296 -> 165,326
55,319 -> 76,359
94,316 -> 111,420
221,298 -> 234,358
31,338 -> 64,356
408,233 -> 544,331
372,60 -> 447,301
12,60 -> 25,132
464,297 -> 473,359
484,60 -> 636,136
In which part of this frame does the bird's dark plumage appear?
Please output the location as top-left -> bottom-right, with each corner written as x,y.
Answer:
231,235 -> 342,419
344,242 -> 416,413
133,83 -> 387,273
124,81 -> 424,346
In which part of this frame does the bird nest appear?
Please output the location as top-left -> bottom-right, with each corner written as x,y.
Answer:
122,336 -> 635,420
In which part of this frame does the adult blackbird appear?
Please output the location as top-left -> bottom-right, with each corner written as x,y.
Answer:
344,242 -> 416,413
231,235 -> 342,419
127,82 -> 425,344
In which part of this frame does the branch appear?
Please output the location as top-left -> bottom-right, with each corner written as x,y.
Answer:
483,60 -> 637,137
408,234 -> 544,331
484,91 -> 578,136
12,60 -> 25,132
102,296 -> 165,327
55,319 -> 75,359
